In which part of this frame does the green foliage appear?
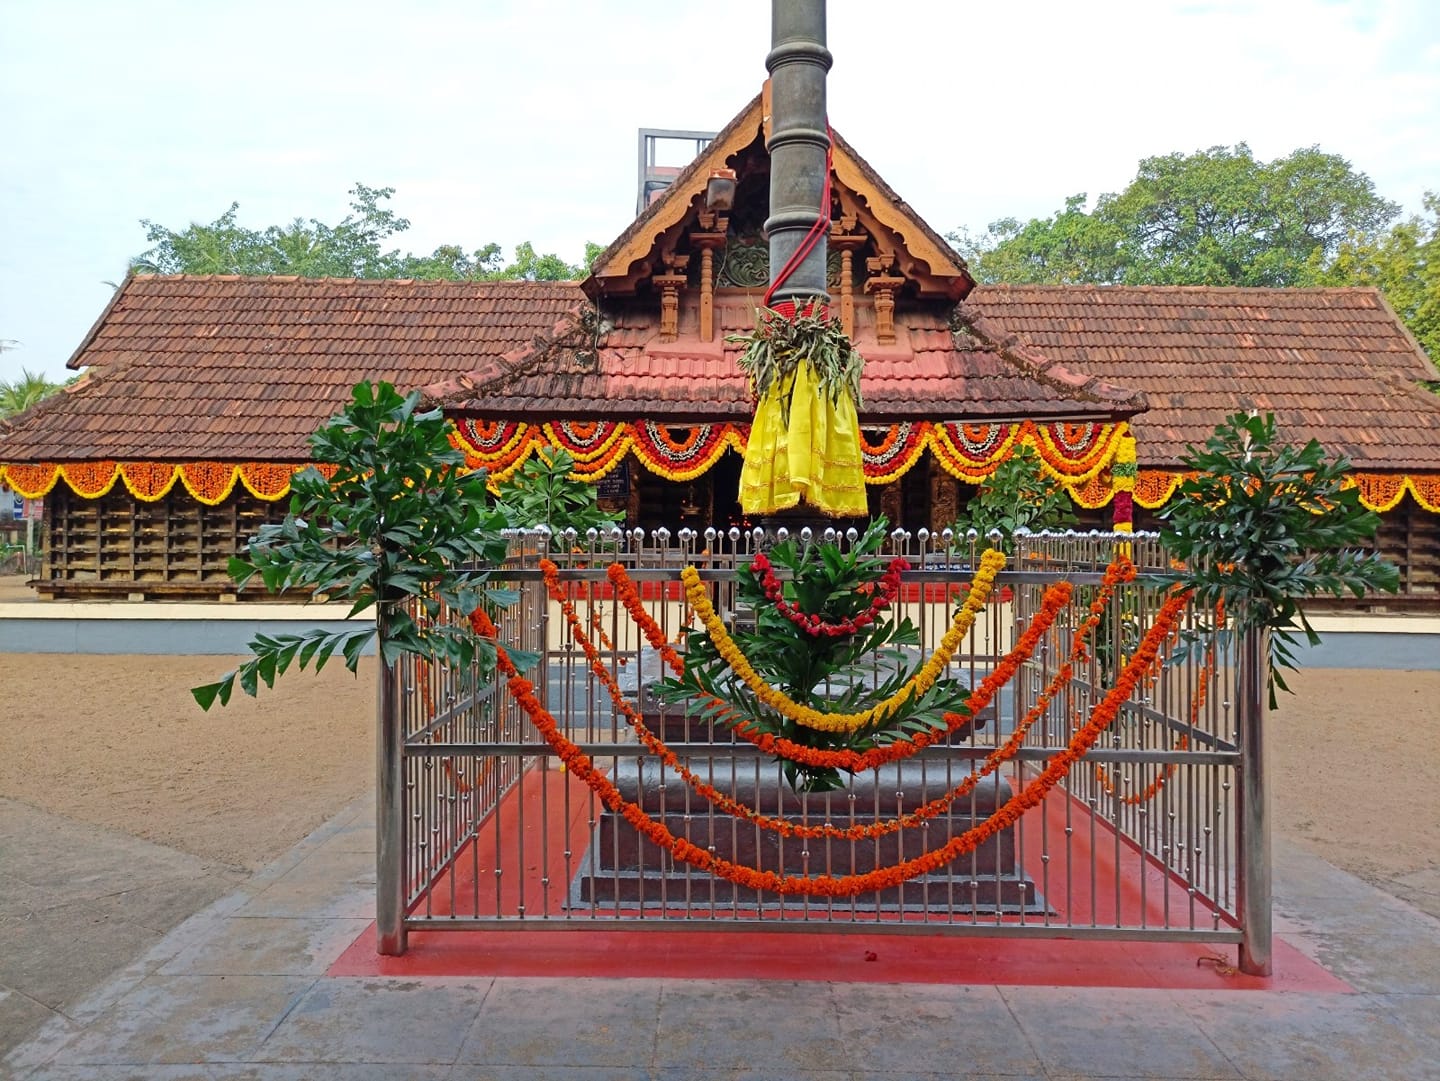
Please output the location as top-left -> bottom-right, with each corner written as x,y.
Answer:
731,306 -> 865,419
192,381 -> 529,711
955,445 -> 1076,552
0,367 -> 64,418
952,194 -> 1124,286
953,144 -> 1398,289
492,447 -> 621,536
1159,413 -> 1399,707
1315,191 -> 1440,362
134,184 -> 591,282
651,518 -> 970,792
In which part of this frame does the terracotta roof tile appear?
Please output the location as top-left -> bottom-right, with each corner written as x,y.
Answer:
962,285 -> 1440,470
1,276 -> 582,461
428,295 -> 1144,424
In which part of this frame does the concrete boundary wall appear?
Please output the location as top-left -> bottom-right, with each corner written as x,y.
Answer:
0,604 -> 1434,664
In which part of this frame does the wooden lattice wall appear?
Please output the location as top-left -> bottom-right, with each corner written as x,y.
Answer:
26,480 -> 1440,606
1371,498 -> 1440,599
39,486 -> 289,600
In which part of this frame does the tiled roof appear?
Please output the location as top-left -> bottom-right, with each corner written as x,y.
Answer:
427,293 -> 1145,423
1,275 -> 584,461
962,285 -> 1440,470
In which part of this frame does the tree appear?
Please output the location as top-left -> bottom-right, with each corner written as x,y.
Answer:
953,444 -> 1076,551
134,184 -> 592,282
1314,192 -> 1440,362
953,144 -> 1399,289
952,195 -> 1123,286
0,367 -> 64,419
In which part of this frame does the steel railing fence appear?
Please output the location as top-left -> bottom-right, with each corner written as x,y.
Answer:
375,528 -> 1269,972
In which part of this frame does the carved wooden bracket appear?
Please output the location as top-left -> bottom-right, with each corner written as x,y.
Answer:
865,252 -> 904,345
829,236 -> 864,339
655,254 -> 689,342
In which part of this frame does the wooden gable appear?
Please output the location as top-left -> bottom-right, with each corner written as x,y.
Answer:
585,91 -> 975,330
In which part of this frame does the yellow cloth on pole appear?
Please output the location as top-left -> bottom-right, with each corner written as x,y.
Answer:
740,361 -> 868,517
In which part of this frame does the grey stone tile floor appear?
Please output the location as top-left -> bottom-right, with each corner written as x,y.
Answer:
5,793 -> 1440,1081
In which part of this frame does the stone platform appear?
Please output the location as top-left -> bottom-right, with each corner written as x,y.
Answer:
571,712 -> 1043,913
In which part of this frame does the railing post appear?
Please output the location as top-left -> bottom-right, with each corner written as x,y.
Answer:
375,639 -> 407,955
1236,625 -> 1271,975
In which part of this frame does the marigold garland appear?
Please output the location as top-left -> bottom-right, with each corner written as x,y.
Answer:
609,559 -> 1078,772
0,463 -> 62,498
860,422 -> 931,483
1112,430 -> 1138,533
681,549 -> 1006,734
0,461 -> 310,504
1093,600 -> 1219,805
539,560 -> 1006,839
60,460 -> 121,498
476,582 -> 1191,898
1135,470 -> 1184,509
585,580 -> 626,666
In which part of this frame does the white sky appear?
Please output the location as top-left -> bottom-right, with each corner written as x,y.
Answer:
2,0 -> 1438,382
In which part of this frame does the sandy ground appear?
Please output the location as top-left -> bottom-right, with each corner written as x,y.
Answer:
0,653 -> 376,871
1268,666 -> 1440,919
0,640 -> 1436,916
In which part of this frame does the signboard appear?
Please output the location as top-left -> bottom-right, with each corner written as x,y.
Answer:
596,463 -> 630,500
23,498 -> 43,521
9,493 -> 20,522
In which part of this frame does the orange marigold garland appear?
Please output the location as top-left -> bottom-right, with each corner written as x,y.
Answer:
543,560 -> 1063,840
608,559 -> 1073,772
238,462 -> 300,500
177,462 -> 237,504
59,460 -> 120,498
0,463 -> 61,499
476,585 -> 1191,898
1093,600 -> 1219,805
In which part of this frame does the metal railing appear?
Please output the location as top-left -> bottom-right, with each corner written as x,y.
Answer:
375,528 -> 1269,973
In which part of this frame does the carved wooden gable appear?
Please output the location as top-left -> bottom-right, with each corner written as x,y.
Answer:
584,92 -> 975,347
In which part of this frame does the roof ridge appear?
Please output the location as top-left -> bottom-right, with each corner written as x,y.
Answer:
423,304 -> 592,407
953,309 -> 1147,412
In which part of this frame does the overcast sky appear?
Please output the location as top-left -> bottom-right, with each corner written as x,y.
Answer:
3,0 -> 1438,382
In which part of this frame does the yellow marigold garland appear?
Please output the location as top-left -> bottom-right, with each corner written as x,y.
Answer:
608,560 -> 1094,772
540,561 -> 984,839
680,547 -> 1007,734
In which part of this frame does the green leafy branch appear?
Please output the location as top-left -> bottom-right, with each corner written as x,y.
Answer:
651,518 -> 970,792
731,305 -> 865,422
193,380 -> 529,710
492,446 -> 622,538
1159,412 -> 1399,707
955,444 -> 1077,553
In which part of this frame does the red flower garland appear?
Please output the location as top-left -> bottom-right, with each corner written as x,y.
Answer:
752,550 -> 908,637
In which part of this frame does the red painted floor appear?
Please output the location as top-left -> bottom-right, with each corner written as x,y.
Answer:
331,764 -> 1351,993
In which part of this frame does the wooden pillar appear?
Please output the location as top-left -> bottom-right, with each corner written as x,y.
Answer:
691,230 -> 726,342
880,480 -> 903,526
929,466 -> 959,534
831,233 -> 864,338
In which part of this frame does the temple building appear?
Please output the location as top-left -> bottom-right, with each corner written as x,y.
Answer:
2,93 -> 1437,601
